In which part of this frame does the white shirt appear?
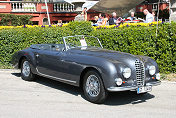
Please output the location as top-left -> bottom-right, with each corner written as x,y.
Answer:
127,17 -> 137,21
145,13 -> 154,23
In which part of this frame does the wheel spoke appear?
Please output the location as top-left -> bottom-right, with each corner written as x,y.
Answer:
22,61 -> 30,77
86,75 -> 100,97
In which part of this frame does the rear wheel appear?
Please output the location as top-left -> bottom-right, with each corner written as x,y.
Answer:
21,59 -> 35,81
83,70 -> 108,104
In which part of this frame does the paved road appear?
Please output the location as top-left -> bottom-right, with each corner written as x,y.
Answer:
0,70 -> 176,118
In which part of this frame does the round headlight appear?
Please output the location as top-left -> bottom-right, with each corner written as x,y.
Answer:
156,73 -> 160,80
115,78 -> 123,86
149,66 -> 156,75
123,68 -> 131,79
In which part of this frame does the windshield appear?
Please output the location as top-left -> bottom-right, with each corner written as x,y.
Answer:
63,35 -> 103,50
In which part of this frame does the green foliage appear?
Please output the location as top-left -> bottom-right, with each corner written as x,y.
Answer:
67,21 -> 93,35
0,14 -> 33,26
91,23 -> 176,73
0,21 -> 175,73
0,26 -> 73,68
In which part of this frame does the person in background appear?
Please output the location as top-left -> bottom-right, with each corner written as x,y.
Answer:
52,22 -> 56,25
109,12 -> 123,25
101,13 -> 108,26
116,17 -> 123,25
109,12 -> 117,25
143,9 -> 154,23
81,7 -> 87,21
94,16 -> 99,22
92,16 -> 99,26
57,20 -> 62,25
127,12 -> 137,21
152,11 -> 157,22
97,13 -> 103,25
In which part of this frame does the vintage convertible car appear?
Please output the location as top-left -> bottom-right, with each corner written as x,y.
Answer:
12,35 -> 161,103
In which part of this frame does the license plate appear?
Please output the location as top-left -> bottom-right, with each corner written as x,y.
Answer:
137,86 -> 152,94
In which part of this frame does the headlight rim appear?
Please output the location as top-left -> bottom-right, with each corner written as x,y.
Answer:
156,73 -> 160,80
122,67 -> 132,79
115,78 -> 123,86
149,65 -> 156,76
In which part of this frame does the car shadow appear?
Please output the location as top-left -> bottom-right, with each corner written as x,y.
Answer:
11,72 -> 21,77
35,75 -> 83,96
104,91 -> 155,106
11,72 -> 82,97
12,72 -> 155,105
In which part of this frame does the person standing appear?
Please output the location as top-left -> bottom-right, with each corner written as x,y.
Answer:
101,13 -> 108,26
97,13 -> 103,25
109,12 -> 117,25
143,9 -> 154,23
109,12 -> 123,25
152,11 -> 157,22
127,12 -> 137,21
81,7 -> 87,21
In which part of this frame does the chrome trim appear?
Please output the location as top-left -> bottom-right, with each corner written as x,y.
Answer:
141,61 -> 145,86
22,61 -> 31,77
62,35 -> 103,51
63,36 -> 68,51
107,86 -> 137,92
36,68 -> 77,84
107,81 -> 161,92
86,75 -> 100,97
146,81 -> 161,86
135,59 -> 145,87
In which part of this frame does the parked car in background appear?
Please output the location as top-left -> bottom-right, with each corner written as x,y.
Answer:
11,35 -> 161,104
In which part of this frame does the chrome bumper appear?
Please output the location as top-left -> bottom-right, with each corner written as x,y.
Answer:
146,81 -> 161,86
107,81 -> 161,92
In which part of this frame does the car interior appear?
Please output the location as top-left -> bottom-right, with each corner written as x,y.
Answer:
30,44 -> 65,51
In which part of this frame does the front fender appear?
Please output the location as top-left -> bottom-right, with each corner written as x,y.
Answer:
76,56 -> 124,89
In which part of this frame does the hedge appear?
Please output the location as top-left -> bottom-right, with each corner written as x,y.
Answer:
91,23 -> 176,73
0,21 -> 175,73
0,14 -> 32,26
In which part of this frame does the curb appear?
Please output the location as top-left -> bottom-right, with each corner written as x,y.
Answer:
0,69 -> 20,72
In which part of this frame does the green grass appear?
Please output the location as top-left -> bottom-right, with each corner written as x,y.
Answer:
0,63 -> 13,69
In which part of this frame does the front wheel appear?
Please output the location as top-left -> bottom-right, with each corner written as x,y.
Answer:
83,70 -> 108,104
21,59 -> 35,81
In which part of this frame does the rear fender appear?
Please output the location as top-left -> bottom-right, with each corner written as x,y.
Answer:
17,51 -> 38,74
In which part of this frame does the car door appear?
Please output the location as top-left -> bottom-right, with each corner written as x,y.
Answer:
35,49 -> 78,84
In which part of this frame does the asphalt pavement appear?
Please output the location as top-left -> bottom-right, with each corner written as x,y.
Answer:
0,69 -> 176,118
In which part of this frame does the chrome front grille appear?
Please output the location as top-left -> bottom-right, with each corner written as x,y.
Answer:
135,60 -> 145,87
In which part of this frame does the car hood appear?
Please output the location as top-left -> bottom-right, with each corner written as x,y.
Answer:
69,47 -> 145,64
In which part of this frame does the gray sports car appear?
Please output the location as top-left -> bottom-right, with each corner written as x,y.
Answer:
12,35 -> 161,104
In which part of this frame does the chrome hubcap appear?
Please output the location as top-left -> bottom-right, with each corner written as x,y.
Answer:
86,75 -> 100,97
22,61 -> 30,77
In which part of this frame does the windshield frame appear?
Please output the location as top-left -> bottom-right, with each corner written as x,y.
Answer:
62,35 -> 103,51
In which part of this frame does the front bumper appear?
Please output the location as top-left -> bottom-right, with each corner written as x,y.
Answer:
107,81 -> 161,92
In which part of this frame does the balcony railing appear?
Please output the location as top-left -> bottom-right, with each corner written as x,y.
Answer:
11,2 -> 36,12
53,3 -> 75,12
0,1 -> 75,13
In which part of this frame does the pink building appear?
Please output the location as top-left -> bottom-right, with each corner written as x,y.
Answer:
0,0 -> 78,25
136,0 -> 169,13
